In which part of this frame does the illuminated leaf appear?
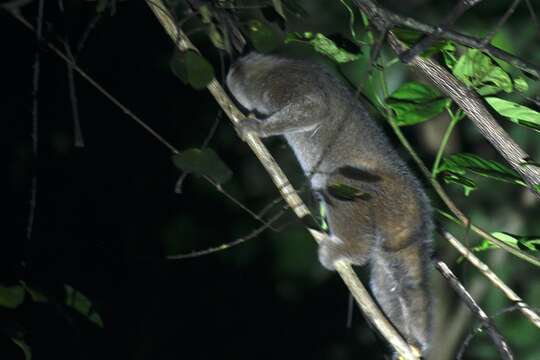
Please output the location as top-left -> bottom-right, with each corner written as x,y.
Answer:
485,97 -> 540,133
453,49 -> 513,95
386,82 -> 450,125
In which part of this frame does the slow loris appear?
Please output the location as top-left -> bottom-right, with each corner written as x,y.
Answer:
226,52 -> 433,355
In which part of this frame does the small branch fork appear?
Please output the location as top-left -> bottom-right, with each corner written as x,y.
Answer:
434,260 -> 514,360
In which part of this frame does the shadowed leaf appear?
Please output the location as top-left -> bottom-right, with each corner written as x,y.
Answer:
437,153 -> 526,187
65,285 -> 104,328
0,285 -> 25,309
170,51 -> 214,90
247,20 -> 280,53
172,148 -> 233,185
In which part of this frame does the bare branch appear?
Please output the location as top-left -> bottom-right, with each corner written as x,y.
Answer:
440,229 -> 540,328
167,207 -> 285,260
400,0 -> 484,63
435,260 -> 514,360
480,0 -> 522,47
458,304 -> 540,358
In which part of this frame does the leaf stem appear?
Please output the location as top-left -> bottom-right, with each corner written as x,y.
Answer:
432,108 -> 463,176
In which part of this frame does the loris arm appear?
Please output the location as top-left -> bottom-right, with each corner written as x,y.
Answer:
237,92 -> 326,139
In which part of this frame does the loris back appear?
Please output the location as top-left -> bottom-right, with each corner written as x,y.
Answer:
227,53 -> 433,356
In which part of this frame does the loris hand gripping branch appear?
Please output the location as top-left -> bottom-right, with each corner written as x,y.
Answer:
226,53 -> 433,355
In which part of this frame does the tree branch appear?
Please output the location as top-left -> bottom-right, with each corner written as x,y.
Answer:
440,229 -> 540,328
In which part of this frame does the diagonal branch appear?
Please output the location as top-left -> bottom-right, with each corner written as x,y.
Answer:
400,0 -> 484,63
440,229 -> 540,328
371,2 -> 540,79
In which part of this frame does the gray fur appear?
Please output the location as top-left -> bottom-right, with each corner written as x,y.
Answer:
227,53 -> 433,355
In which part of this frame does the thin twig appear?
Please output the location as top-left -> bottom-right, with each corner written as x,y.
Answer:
480,0 -> 522,47
434,260 -> 514,360
146,1 -> 419,358
167,208 -> 285,260
524,0 -> 539,35
27,0 -> 44,241
440,229 -> 540,328
400,0 -> 484,63
63,40 -> 85,148
205,177 -> 281,232
458,305 -> 540,359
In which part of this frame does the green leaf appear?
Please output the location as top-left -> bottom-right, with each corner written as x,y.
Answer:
247,20 -> 280,53
386,82 -> 451,125
272,0 -> 286,19
285,32 -> 362,63
12,339 -> 31,360
199,5 -> 226,51
65,285 -> 104,328
513,77 -> 529,92
440,171 -> 477,196
327,183 -> 367,201
318,202 -> 329,231
171,148 -> 233,185
96,0 -> 108,13
0,285 -> 25,309
281,0 -> 308,18
437,153 -> 526,187
491,232 -> 540,252
453,49 -> 513,95
388,81 -> 441,102
170,51 -> 214,90
485,97 -> 540,132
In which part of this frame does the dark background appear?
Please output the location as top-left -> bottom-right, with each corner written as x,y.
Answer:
2,1 -> 540,359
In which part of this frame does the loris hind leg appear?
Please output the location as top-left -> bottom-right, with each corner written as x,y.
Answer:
318,189 -> 376,270
370,241 -> 431,353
